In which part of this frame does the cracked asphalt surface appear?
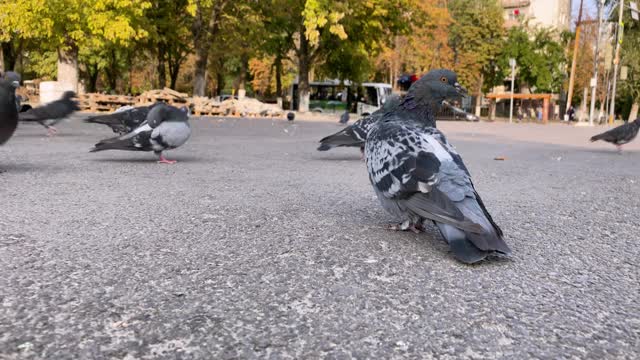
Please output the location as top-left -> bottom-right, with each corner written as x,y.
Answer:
1,116 -> 639,359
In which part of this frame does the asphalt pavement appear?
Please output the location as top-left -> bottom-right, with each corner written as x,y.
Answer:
1,116 -> 638,359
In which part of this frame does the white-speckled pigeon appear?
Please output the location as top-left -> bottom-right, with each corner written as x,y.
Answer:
365,69 -> 510,264
0,73 -> 20,145
317,94 -> 402,155
84,103 -> 161,135
19,91 -> 79,136
590,119 -> 640,153
90,103 -> 191,164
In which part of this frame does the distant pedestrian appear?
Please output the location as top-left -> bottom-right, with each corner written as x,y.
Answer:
567,106 -> 575,122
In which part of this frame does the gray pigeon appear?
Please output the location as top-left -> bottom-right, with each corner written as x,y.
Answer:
339,110 -> 350,124
317,94 -> 402,156
19,91 -> 79,136
84,103 -> 161,135
0,74 -> 20,145
365,69 -> 510,264
90,103 -> 191,164
590,118 -> 640,153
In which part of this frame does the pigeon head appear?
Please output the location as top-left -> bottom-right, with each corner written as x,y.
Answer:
3,71 -> 21,88
62,91 -> 77,100
407,69 -> 467,106
146,102 -> 169,128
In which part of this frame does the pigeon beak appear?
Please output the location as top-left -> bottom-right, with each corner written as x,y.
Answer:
454,82 -> 467,96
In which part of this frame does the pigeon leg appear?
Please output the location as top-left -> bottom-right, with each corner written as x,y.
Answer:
616,145 -> 623,154
360,147 -> 365,161
157,153 -> 177,164
386,220 -> 424,234
46,126 -> 58,137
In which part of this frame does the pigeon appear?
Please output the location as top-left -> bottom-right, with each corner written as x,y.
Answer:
317,94 -> 402,155
0,74 -> 20,145
84,103 -> 161,135
19,91 -> 79,136
90,103 -> 191,164
365,69 -> 510,264
339,110 -> 350,124
590,118 -> 640,153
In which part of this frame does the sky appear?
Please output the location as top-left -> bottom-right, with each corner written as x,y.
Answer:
572,0 -> 602,21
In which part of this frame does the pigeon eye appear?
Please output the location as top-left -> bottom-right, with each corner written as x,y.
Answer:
440,77 -> 447,83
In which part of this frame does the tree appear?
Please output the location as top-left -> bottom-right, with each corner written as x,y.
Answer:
613,3 -> 640,120
497,24 -> 566,94
188,0 -> 231,96
147,0 -> 192,89
376,0 -> 453,86
448,0 -> 505,111
294,0 -> 412,112
0,0 -> 150,89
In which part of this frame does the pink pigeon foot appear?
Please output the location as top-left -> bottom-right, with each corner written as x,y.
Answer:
157,154 -> 177,164
47,127 -> 58,137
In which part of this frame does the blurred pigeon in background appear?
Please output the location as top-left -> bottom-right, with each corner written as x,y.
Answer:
339,110 -> 350,124
90,103 -> 191,164
365,69 -> 510,264
19,91 -> 79,136
590,118 -> 640,153
317,94 -> 402,156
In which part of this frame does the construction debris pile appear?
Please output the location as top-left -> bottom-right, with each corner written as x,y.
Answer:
76,88 -> 284,118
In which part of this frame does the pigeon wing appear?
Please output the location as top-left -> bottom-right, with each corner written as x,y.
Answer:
90,122 -> 153,152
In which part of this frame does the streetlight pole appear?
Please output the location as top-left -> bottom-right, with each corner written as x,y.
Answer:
509,58 -> 516,123
609,0 -> 625,123
589,0 -> 605,126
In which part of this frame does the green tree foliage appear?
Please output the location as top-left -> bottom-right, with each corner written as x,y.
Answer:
498,24 -> 566,94
448,0 -> 505,95
0,0 -> 150,87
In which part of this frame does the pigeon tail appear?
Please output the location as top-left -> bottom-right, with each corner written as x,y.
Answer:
317,129 -> 363,151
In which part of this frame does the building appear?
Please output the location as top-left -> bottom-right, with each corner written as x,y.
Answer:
502,0 -> 572,31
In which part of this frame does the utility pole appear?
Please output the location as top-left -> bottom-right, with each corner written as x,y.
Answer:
509,58 -> 516,124
566,0 -> 585,115
609,0 -> 625,123
589,1 -> 605,126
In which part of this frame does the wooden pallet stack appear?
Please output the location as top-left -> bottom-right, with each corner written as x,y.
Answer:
190,96 -> 224,116
77,88 -> 284,118
137,88 -> 190,106
78,93 -> 136,112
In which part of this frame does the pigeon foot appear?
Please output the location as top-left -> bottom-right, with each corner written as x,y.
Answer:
46,126 -> 58,137
616,145 -> 623,154
386,220 -> 424,234
157,154 -> 177,164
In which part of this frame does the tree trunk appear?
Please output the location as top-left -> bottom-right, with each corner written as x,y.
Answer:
0,44 -> 4,74
475,73 -> 484,116
237,55 -> 248,99
191,1 -> 228,96
105,48 -> 118,92
157,43 -> 167,89
2,42 -> 17,71
297,27 -> 311,112
168,49 -> 183,90
216,71 -> 224,97
86,63 -> 99,92
57,44 -> 79,91
274,55 -> 283,98
629,102 -> 639,122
